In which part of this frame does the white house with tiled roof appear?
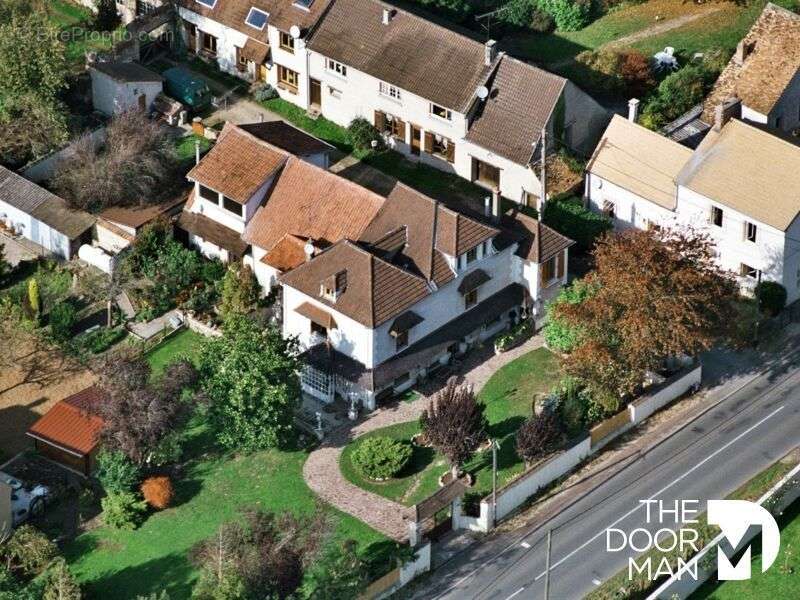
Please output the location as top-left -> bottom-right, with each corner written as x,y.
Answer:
587,114 -> 800,302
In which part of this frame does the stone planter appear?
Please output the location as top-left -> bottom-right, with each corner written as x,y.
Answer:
438,470 -> 473,487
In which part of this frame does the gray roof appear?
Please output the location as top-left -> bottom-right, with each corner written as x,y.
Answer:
91,61 -> 164,83
0,166 -> 95,239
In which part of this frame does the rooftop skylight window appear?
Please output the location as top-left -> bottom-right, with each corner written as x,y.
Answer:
245,7 -> 269,30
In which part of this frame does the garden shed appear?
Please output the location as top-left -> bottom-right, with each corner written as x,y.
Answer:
90,60 -> 164,116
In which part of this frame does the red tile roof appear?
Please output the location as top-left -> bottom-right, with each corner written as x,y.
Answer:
27,386 -> 106,456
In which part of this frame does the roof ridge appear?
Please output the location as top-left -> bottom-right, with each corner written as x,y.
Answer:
228,123 -> 293,159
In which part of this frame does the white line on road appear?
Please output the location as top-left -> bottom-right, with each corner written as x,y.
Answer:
504,587 -> 525,600
532,404 -> 785,582
592,578 -> 602,586
520,542 -> 531,549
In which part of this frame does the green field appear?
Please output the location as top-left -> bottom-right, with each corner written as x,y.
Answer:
340,347 -> 561,505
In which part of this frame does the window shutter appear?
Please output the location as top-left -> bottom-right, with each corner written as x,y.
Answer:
471,157 -> 478,181
556,251 -> 564,279
446,140 -> 455,163
424,132 -> 434,153
374,110 -> 385,131
396,117 -> 406,141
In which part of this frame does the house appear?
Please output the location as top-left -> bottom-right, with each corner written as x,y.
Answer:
177,0 -> 609,205
279,184 -> 573,409
90,61 -> 165,116
701,2 -> 800,135
586,113 -> 800,302
0,166 -> 95,260
26,387 -> 107,476
96,195 -> 188,254
239,120 -> 334,168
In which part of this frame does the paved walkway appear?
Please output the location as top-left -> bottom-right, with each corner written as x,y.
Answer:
0,231 -> 44,266
127,309 -> 181,341
303,335 -> 545,541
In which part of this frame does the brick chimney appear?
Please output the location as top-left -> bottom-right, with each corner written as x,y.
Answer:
713,97 -> 742,132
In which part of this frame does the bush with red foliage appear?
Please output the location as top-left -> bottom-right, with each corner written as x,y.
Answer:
141,476 -> 174,510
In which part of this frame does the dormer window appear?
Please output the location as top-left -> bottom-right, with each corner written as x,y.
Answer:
245,7 -> 268,30
321,270 -> 347,301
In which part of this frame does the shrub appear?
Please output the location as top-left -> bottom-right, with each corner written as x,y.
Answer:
575,49 -> 623,94
352,437 -> 412,480
755,281 -> 787,317
94,0 -> 121,32
641,64 -> 716,129
49,301 -> 77,342
0,525 -> 57,577
553,376 -> 595,435
252,82 -> 278,102
101,491 -> 148,530
41,558 -> 82,600
619,50 -> 655,98
501,0 -> 537,27
347,117 -> 381,151
544,279 -> 597,353
515,410 -> 563,464
542,195 -> 611,252
539,0 -> 593,32
74,326 -> 126,354
141,476 -> 174,510
27,278 -> 40,319
96,449 -> 141,493
530,9 -> 555,32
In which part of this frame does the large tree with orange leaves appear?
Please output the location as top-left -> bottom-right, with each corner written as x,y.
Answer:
555,227 -> 738,409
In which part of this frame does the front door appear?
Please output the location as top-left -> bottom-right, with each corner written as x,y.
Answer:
256,63 -> 268,82
411,125 -> 422,156
309,78 -> 322,108
138,94 -> 146,111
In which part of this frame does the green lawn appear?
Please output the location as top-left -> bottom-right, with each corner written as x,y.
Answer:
145,328 -> 206,376
174,134 -> 213,163
340,347 -> 561,506
47,0 -> 120,69
65,423 -> 391,599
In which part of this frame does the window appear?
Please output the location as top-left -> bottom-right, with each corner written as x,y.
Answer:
302,366 -> 329,395
466,246 -> 478,265
646,220 -> 661,232
464,289 -> 478,309
245,7 -> 268,30
430,103 -> 452,121
379,81 -> 402,101
602,201 -> 615,219
745,221 -> 757,243
389,117 -> 405,140
201,32 -> 217,55
236,46 -> 247,70
375,111 -> 405,140
278,65 -> 299,92
430,135 -> 451,159
223,197 -> 243,217
195,0 -> 216,7
473,158 -> 500,189
711,206 -> 724,227
136,0 -> 158,15
541,256 -> 556,284
293,0 -> 314,9
395,330 -> 409,351
326,59 -> 347,77
310,320 -> 328,338
328,86 -> 342,99
199,184 -> 217,202
279,31 -> 295,52
740,263 -> 759,279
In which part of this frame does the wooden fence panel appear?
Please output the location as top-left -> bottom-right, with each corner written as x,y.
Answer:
360,568 -> 400,600
590,409 -> 632,447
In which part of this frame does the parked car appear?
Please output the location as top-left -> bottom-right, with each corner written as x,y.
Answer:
0,472 -> 50,528
162,67 -> 212,112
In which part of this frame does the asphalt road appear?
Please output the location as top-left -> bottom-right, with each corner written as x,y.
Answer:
418,347 -> 800,600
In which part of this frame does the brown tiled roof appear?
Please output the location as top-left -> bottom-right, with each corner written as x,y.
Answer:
280,240 -> 430,327
241,38 -> 270,64
466,56 -> 565,166
243,156 -> 384,251
177,211 -> 249,255
307,0 -> 495,112
702,3 -> 800,122
359,184 -> 495,286
187,123 -> 287,204
179,0 -> 330,39
99,194 -> 187,229
239,121 -> 335,157
261,233 -> 310,272
96,218 -> 135,243
499,211 -> 574,263
27,386 -> 106,456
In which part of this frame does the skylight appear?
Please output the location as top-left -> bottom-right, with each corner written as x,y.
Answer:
245,7 -> 269,30
195,0 -> 216,8
293,0 -> 315,9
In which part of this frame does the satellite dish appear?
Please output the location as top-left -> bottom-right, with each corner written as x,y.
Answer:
476,86 -> 489,100
290,25 -> 302,39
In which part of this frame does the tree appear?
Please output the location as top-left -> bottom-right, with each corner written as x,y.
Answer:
755,281 -> 787,317
101,491 -> 148,530
198,316 -> 300,451
0,244 -> 9,285
94,0 -> 120,32
641,64 -> 717,129
0,94 -> 69,169
0,525 -> 57,577
97,350 -> 198,464
516,410 -> 563,464
96,449 -> 141,493
219,263 -> 258,321
555,227 -> 738,406
543,279 -> 597,353
27,278 -> 40,319
51,111 -> 179,212
190,507 -> 332,600
420,377 -> 487,478
619,50 -> 655,98
41,558 -> 82,600
303,540 -> 369,599
49,301 -> 77,342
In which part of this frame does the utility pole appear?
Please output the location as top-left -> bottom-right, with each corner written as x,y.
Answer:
491,438 -> 500,528
544,529 -> 552,600
539,128 -> 547,215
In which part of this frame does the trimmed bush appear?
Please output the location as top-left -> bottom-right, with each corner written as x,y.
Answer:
539,0 -> 592,32
101,491 -> 148,530
141,476 -> 174,510
347,117 -> 381,151
542,195 -> 611,252
49,301 -> 77,342
351,436 -> 412,480
755,281 -> 787,317
96,449 -> 141,493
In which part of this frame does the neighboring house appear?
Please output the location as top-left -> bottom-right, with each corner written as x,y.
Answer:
239,120 -> 335,168
177,0 -> 609,205
26,387 -> 106,476
96,195 -> 188,254
90,61 -> 164,116
0,166 -> 95,260
701,2 -> 800,135
586,113 -> 800,302
280,184 -> 572,409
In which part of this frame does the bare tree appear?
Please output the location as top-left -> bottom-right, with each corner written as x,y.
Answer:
420,377 -> 487,479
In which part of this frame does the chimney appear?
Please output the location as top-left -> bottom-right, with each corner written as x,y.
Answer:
713,97 -> 742,132
734,40 -> 755,66
484,39 -> 497,67
382,7 -> 392,25
627,98 -> 640,123
195,139 -> 201,165
484,196 -> 491,217
304,240 -> 315,263
491,188 -> 501,222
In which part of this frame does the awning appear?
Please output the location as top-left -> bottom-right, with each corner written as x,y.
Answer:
177,211 -> 249,257
295,302 -> 337,330
389,311 -> 424,337
457,268 -> 491,294
241,39 -> 270,64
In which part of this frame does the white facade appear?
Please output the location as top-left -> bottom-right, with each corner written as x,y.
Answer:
0,200 -> 73,259
90,69 -> 163,116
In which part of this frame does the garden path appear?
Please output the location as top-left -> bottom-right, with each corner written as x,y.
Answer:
303,335 -> 545,540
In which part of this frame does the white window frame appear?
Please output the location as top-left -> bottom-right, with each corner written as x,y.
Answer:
195,0 -> 217,8
429,103 -> 452,121
328,86 -> 342,99
745,221 -> 757,243
379,81 -> 402,102
326,59 -> 347,78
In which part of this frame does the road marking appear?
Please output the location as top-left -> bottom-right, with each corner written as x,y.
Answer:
592,578 -> 602,586
520,542 -> 531,549
531,404 -> 785,582
505,587 -> 525,600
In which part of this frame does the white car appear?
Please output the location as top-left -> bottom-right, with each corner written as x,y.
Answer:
0,472 -> 49,527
